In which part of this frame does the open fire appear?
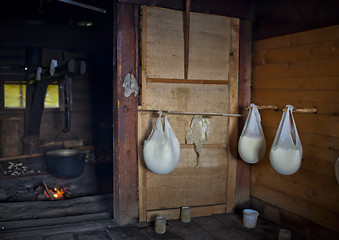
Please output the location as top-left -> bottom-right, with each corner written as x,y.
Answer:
42,181 -> 66,200
44,187 -> 65,200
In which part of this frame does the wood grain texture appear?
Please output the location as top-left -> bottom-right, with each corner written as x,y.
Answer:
139,6 -> 239,220
144,6 -> 231,80
138,6 -> 149,222
118,0 -> 255,20
251,184 -> 339,232
146,146 -> 227,210
252,170 -> 339,214
254,25 -> 339,50
113,2 -> 139,225
252,197 -> 339,240
235,19 -> 252,209
253,59 -> 339,79
251,25 -> 339,232
253,40 -> 339,65
252,89 -> 339,103
146,204 -> 226,222
225,18 -> 240,213
142,82 -> 230,145
252,76 -> 339,90
259,111 -> 339,137
147,78 -> 229,85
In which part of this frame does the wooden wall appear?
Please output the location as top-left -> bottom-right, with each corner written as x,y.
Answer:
0,22 -> 113,153
251,25 -> 339,234
254,0 -> 339,40
138,6 -> 239,222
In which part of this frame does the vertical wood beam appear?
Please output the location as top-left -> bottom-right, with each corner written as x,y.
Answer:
226,18 -> 240,213
24,46 -> 43,154
235,19 -> 252,209
113,2 -> 139,225
138,5 -> 148,222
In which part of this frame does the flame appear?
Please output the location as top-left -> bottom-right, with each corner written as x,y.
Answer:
44,187 -> 65,199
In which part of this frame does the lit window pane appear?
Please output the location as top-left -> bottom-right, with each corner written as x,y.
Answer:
44,85 -> 59,108
4,84 -> 26,108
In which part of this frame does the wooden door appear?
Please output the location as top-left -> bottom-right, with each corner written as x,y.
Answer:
138,6 -> 239,222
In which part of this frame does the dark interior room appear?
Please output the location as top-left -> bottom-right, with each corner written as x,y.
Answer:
0,0 -> 338,239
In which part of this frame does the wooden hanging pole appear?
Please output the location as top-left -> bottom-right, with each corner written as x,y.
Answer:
184,0 -> 191,79
247,105 -> 278,110
283,107 -> 317,113
128,108 -> 242,117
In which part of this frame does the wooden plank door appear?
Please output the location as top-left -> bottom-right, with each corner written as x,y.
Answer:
138,6 -> 239,222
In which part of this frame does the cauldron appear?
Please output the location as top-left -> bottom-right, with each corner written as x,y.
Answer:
45,149 -> 85,178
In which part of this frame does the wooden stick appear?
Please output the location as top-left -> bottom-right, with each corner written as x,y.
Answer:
283,107 -> 317,113
130,108 -> 242,117
247,105 -> 278,110
0,145 -> 93,161
147,78 -> 228,85
0,153 -> 43,161
42,181 -> 55,200
184,0 -> 191,79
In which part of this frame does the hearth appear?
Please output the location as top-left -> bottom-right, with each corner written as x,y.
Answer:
0,147 -> 113,203
0,147 -> 113,233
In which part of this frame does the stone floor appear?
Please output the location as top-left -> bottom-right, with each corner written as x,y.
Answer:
0,213 -> 295,240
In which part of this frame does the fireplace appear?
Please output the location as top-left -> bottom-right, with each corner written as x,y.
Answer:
0,147 -> 113,202
0,146 -> 113,234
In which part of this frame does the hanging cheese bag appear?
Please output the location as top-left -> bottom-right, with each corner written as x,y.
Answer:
238,103 -> 266,164
270,105 -> 302,175
143,112 -> 180,175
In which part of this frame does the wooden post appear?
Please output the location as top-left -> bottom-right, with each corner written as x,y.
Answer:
226,18 -> 240,213
184,0 -> 191,79
113,2 -> 139,225
235,19 -> 252,210
24,46 -> 43,154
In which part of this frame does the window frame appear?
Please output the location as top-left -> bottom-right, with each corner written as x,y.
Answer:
0,79 -> 64,112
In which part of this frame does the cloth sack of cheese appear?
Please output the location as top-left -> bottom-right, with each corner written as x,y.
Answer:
238,103 -> 266,164
270,105 -> 302,175
143,112 -> 180,175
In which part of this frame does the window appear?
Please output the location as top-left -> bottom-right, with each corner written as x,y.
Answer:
3,83 -> 60,109
4,84 -> 26,108
44,85 -> 59,108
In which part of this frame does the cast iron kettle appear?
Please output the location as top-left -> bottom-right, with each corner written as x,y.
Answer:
45,149 -> 85,179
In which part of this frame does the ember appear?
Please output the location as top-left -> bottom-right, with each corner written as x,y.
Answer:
42,181 -> 65,200
44,187 -> 65,200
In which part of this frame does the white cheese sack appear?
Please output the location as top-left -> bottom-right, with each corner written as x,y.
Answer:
238,103 -> 266,164
143,112 -> 180,175
270,105 -> 302,175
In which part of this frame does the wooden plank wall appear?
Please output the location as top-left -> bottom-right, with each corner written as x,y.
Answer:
251,25 -> 339,233
0,22 -> 112,150
0,48 -> 92,147
138,6 -> 239,222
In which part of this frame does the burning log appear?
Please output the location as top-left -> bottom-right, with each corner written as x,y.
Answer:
42,182 -> 65,200
42,181 -> 55,200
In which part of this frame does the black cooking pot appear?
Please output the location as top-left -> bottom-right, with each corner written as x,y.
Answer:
45,149 -> 85,179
